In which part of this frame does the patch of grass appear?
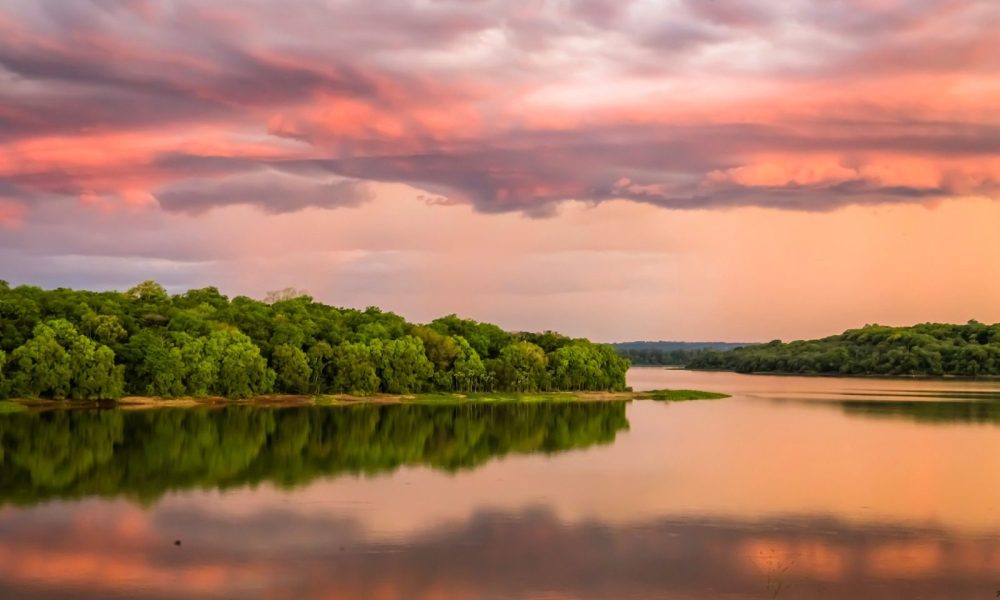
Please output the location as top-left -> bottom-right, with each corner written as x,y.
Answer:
404,392 -> 584,405
319,389 -> 728,405
635,389 -> 729,401
0,400 -> 28,414
315,391 -> 622,406
7,389 -> 729,410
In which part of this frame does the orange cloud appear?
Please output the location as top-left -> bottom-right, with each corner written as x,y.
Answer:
0,0 -> 997,217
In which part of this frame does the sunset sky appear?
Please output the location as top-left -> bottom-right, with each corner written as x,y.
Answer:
1,0 -> 998,341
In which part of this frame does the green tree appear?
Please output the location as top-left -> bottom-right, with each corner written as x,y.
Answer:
331,342 -> 380,394
492,341 -> 548,392
176,333 -> 216,396
208,329 -> 275,398
0,349 -> 8,398
413,326 -> 461,389
122,330 -> 186,397
430,315 -> 511,359
306,341 -> 335,393
81,313 -> 128,347
8,322 -> 73,399
126,280 -> 168,302
549,344 -> 603,390
452,336 -> 488,392
0,292 -> 41,352
370,336 -> 434,394
8,320 -> 124,400
272,344 -> 312,393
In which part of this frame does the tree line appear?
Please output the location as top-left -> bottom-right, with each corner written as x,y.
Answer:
613,341 -> 752,366
0,280 -> 630,399
0,402 -> 628,505
617,348 -> 717,366
686,321 -> 1000,376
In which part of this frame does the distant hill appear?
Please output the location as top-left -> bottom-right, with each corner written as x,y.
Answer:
613,341 -> 755,366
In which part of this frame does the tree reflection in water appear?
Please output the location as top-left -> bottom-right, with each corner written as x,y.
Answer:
0,402 -> 628,505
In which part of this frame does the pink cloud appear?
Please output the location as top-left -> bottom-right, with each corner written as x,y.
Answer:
0,199 -> 26,228
0,0 -> 998,338
0,0 -> 996,217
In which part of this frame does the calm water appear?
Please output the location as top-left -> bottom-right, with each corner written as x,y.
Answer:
4,369 -> 1000,599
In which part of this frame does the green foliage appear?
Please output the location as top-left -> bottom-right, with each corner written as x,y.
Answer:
81,313 -> 128,347
635,389 -> 730,401
0,293 -> 41,353
370,336 -> 434,393
549,342 -> 630,391
126,280 -> 168,302
306,341 -> 335,393
0,349 -> 7,398
452,336 -> 489,392
210,329 -> 276,398
122,330 -> 186,396
491,341 -> 549,392
331,342 -> 380,394
8,323 -> 73,399
0,402 -> 629,505
6,320 -> 124,400
687,321 -> 1000,377
272,344 -> 312,394
430,314 -> 511,359
0,401 -> 26,414
0,282 -> 628,399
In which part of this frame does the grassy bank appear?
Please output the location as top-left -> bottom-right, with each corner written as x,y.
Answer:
0,401 -> 28,414
634,389 -> 730,401
5,389 -> 728,411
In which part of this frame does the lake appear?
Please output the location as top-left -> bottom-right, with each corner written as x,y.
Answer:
3,368 -> 1000,599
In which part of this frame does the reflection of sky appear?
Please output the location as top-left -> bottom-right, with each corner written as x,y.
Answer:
5,370 -> 1000,598
3,502 -> 1000,599
147,371 -> 1000,539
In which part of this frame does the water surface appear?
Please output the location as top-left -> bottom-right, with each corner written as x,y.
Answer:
3,369 -> 1000,599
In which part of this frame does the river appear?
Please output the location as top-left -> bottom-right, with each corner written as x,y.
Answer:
2,367 -> 1000,598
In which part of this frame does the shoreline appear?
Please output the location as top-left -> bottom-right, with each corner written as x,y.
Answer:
669,366 -> 1000,382
1,388 -> 729,412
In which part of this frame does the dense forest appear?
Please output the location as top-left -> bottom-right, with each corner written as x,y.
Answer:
0,281 -> 629,400
614,341 -> 751,366
686,322 -> 1000,376
0,403 -> 628,505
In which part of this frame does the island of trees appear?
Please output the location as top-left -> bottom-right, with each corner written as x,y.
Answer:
0,281 -> 630,400
686,322 -> 1000,376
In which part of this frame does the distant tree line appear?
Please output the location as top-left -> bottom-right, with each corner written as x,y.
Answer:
0,402 -> 629,505
613,341 -> 752,366
0,280 -> 629,399
686,322 -> 1000,376
617,348 -> 717,366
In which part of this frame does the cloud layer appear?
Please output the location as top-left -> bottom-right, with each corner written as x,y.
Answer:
2,0 -> 999,218
2,1 -> 999,338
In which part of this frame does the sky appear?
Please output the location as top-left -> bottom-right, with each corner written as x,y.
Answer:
0,0 -> 998,342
